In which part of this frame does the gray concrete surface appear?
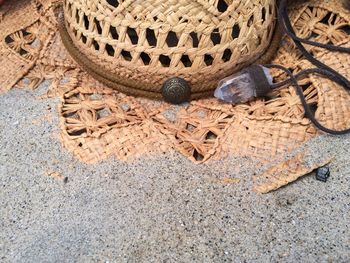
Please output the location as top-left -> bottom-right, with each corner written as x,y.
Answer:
0,87 -> 349,263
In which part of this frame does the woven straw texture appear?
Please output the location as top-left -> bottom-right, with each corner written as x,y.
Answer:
0,0 -> 349,192
60,0 -> 276,97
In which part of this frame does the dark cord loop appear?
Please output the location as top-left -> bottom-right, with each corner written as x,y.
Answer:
272,0 -> 350,135
264,64 -> 350,135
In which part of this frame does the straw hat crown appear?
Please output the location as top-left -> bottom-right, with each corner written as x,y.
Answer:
63,0 -> 276,96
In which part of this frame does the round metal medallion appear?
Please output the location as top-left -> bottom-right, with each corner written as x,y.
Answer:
161,77 -> 191,104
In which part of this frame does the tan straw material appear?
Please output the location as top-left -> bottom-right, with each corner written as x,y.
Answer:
59,0 -> 277,98
0,0 -> 349,192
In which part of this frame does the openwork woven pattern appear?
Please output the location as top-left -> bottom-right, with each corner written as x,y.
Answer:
0,0 -> 349,192
62,0 -> 276,95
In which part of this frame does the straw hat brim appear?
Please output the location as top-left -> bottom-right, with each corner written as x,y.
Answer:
0,0 -> 349,192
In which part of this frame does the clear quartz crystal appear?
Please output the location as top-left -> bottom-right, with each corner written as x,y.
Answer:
214,66 -> 272,104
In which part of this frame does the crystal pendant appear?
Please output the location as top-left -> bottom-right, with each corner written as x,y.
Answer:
214,65 -> 273,104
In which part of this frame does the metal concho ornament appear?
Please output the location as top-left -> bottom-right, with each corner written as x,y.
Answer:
161,77 -> 191,104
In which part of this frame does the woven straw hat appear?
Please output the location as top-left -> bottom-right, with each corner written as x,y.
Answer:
0,0 -> 349,193
60,0 -> 277,101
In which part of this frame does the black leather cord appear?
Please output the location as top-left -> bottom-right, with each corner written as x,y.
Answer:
265,64 -> 350,135
270,68 -> 347,90
278,0 -> 350,88
280,0 -> 350,53
270,0 -> 350,135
